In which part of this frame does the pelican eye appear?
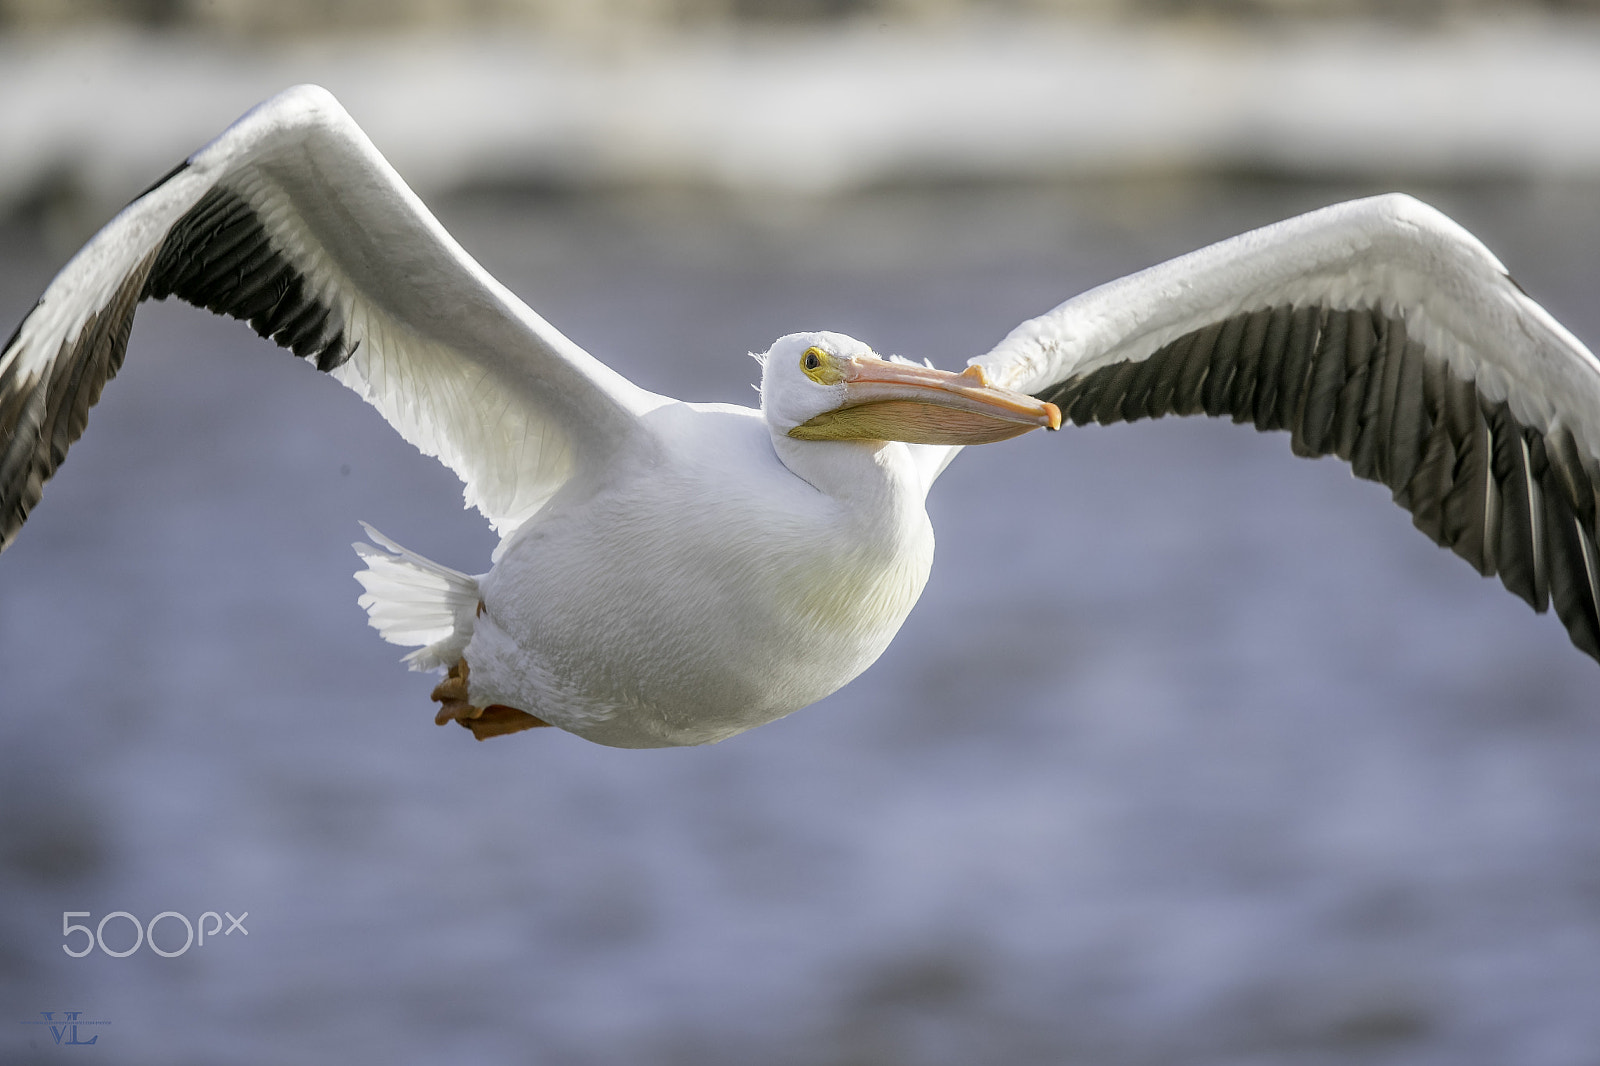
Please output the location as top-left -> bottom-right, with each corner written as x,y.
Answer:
801,346 -> 843,384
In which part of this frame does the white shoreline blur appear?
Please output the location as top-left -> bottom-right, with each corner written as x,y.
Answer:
3,16 -> 1600,216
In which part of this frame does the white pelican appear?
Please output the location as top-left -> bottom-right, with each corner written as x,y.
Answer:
3,86 -> 1598,748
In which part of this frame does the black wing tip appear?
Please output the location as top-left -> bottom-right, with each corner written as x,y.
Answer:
0,252 -> 155,557
315,336 -> 355,373
1047,302 -> 1600,669
148,183 -> 350,378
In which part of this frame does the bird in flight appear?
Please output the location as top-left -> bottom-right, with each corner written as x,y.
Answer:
4,86 -> 1597,747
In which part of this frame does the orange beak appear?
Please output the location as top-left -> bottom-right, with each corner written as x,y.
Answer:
789,357 -> 1061,445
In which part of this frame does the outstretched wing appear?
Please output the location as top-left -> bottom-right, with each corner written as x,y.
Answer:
968,194 -> 1600,662
0,84 -> 664,552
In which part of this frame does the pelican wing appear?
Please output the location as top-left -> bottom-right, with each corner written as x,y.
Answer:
0,84 -> 662,552
969,194 -> 1600,661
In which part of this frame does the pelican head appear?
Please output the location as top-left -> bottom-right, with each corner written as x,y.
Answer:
757,331 -> 1061,446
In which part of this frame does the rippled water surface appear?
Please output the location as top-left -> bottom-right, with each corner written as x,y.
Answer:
4,178 -> 1600,1065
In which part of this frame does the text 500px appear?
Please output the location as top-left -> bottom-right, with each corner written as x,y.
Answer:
62,911 -> 248,958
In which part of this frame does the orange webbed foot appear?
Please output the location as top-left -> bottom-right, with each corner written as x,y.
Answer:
430,658 -> 552,740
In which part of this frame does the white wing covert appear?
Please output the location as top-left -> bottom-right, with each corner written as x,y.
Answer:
970,194 -> 1600,661
0,84 -> 661,552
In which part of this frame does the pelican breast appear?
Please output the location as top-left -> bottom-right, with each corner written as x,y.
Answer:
471,402 -> 935,747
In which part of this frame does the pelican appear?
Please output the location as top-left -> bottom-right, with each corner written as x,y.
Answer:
4,86 -> 1598,748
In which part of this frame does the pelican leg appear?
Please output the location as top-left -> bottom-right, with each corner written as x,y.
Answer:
430,660 -> 474,720
430,658 -> 552,741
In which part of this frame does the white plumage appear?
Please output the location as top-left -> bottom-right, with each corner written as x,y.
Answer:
4,85 -> 1598,748
353,522 -> 480,672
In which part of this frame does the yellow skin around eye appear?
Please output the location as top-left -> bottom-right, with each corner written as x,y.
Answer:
800,346 -> 847,386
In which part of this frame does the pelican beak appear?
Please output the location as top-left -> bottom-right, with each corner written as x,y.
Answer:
789,356 -> 1062,444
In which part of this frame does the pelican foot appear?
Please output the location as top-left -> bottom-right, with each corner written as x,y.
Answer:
430,658 -> 552,741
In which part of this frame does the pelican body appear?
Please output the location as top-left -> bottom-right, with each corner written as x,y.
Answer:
470,379 -> 939,747
5,85 -> 1600,748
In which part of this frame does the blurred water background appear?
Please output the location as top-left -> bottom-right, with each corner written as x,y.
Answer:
5,2 -> 1600,1064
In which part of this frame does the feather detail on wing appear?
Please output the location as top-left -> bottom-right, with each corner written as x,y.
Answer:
0,84 -> 664,552
969,194 -> 1600,661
